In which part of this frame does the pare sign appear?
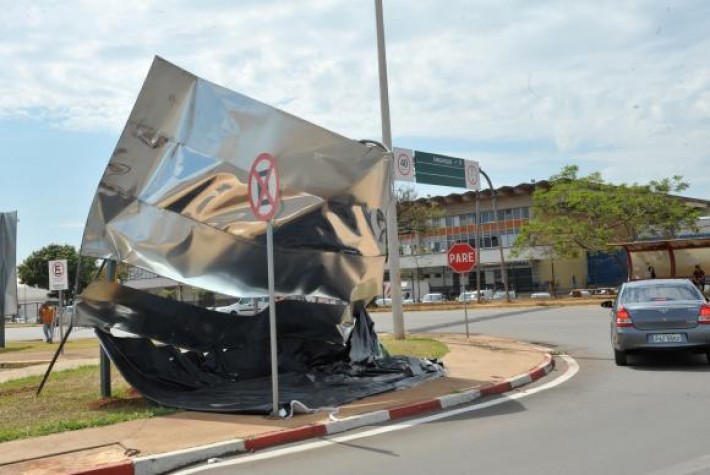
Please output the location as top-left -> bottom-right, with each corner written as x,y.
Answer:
446,243 -> 476,274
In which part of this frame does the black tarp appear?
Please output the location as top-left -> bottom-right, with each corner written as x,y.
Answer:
76,282 -> 443,414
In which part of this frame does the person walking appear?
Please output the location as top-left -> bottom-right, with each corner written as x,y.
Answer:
692,264 -> 706,293
39,302 -> 55,343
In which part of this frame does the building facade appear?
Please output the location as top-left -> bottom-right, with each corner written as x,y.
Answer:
391,182 -> 710,301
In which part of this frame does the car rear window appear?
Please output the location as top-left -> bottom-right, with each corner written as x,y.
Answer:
620,284 -> 701,304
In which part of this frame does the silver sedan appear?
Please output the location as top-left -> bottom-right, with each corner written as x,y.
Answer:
602,279 -> 710,366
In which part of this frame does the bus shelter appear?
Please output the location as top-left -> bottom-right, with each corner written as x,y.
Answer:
614,238 -> 710,281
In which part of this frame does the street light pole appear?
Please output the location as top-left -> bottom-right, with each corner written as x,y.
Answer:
375,0 -> 405,339
479,169 -> 510,302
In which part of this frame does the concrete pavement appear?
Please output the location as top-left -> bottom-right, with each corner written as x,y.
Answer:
0,334 -> 554,475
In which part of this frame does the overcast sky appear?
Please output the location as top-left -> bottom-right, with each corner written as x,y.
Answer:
2,0 -> 709,263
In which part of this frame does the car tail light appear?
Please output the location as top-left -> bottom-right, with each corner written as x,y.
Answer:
616,306 -> 633,328
698,304 -> 710,324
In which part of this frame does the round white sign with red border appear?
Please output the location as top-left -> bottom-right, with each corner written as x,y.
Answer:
465,162 -> 480,190
248,153 -> 280,222
397,151 -> 413,177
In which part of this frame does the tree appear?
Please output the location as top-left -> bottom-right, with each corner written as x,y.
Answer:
17,244 -> 97,303
396,185 -> 442,242
395,186 -> 443,300
513,165 -> 700,259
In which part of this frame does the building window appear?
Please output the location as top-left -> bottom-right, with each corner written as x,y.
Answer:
460,212 -> 476,225
480,211 -> 494,223
445,215 -> 460,227
496,209 -> 513,221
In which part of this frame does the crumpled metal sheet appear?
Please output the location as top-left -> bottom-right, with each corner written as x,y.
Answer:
76,282 -> 443,414
80,56 -> 390,303
71,57 -> 444,415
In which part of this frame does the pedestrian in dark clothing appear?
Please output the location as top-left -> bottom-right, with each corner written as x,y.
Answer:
692,264 -> 705,293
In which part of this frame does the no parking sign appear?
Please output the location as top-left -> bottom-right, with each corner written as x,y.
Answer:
48,259 -> 68,291
248,153 -> 281,222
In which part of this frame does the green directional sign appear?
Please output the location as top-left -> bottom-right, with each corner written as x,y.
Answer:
414,151 -> 466,187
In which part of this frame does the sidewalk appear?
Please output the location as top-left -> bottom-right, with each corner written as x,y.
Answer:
0,335 -> 554,475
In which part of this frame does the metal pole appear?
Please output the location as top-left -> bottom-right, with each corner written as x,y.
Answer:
475,191 -> 481,303
100,261 -> 115,398
480,170 -> 510,302
551,256 -> 557,298
375,0 -> 405,339
58,290 -> 64,354
36,320 -> 74,395
463,273 -> 469,338
267,219 -> 280,416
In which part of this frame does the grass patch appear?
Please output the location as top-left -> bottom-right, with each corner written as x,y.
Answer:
0,364 -> 175,443
379,336 -> 449,359
0,339 -> 100,355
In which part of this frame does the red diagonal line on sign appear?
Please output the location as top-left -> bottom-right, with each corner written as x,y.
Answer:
255,164 -> 276,207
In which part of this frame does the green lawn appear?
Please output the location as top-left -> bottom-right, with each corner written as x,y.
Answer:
0,365 -> 174,443
379,335 -> 449,359
0,339 -> 100,355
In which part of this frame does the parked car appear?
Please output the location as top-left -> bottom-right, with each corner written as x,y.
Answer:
493,290 -> 517,300
421,293 -> 445,303
458,290 -> 492,302
374,297 -> 392,307
569,289 -> 591,297
215,297 -> 269,316
602,278 -> 710,366
530,292 -> 552,300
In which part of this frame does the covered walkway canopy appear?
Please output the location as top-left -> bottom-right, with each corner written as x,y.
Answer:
613,238 -> 710,281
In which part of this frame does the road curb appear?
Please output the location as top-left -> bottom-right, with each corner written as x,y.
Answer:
82,353 -> 554,475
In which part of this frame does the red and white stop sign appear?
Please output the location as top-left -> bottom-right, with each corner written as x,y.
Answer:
447,242 -> 476,273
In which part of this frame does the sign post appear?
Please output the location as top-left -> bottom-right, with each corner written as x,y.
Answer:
248,152 -> 281,417
48,259 -> 68,351
446,243 -> 476,338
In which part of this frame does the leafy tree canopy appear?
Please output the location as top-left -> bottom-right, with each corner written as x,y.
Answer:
17,244 -> 97,302
513,165 -> 700,259
395,185 -> 442,236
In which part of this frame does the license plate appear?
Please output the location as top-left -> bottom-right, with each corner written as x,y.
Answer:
649,333 -> 683,344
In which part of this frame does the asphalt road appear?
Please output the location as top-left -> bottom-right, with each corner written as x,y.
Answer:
2,324 -> 96,342
175,304 -> 710,475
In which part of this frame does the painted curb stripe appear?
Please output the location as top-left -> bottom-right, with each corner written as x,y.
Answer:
244,425 -> 328,452
325,410 -> 391,435
479,381 -> 513,396
388,399 -> 442,420
133,440 -> 246,475
437,389 -> 481,409
68,460 -> 134,475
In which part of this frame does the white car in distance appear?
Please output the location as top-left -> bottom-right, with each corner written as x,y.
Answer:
421,293 -> 445,304
214,297 -> 269,316
458,290 -> 493,302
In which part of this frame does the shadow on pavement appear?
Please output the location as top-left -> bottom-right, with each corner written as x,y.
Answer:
413,307 -> 555,333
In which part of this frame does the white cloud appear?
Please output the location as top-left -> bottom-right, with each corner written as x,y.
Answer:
1,0 -> 709,197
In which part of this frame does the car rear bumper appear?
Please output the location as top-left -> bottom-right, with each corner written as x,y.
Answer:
613,326 -> 710,352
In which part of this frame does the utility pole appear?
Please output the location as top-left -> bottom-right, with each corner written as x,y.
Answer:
375,0 -> 405,339
479,169 -> 510,301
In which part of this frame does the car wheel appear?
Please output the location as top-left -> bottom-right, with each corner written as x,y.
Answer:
614,349 -> 628,366
230,311 -> 238,316
706,350 -> 710,365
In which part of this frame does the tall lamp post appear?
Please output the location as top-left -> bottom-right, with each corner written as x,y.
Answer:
375,0 -> 405,339
479,169 -> 510,302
